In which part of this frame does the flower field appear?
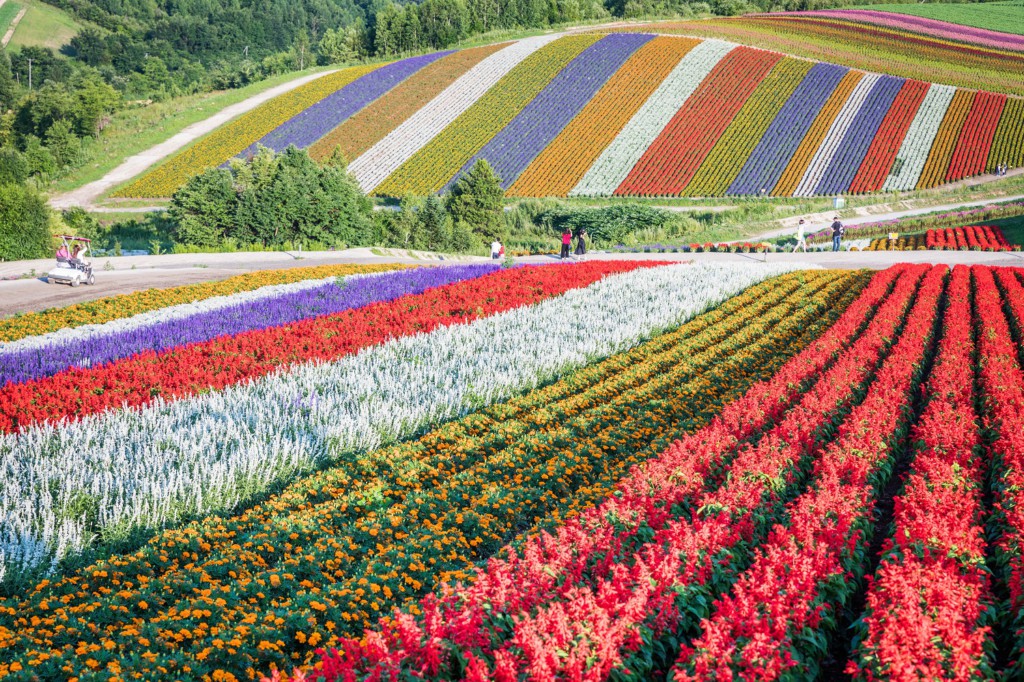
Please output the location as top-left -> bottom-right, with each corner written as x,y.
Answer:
864,225 -> 1018,251
6,261 -> 1024,681
625,11 -> 1024,97
116,30 -> 1024,199
264,263 -> 1024,682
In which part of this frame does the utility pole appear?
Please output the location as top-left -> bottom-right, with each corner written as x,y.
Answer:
244,45 -> 248,58
27,58 -> 32,90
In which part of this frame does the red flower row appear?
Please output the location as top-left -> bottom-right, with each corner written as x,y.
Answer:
979,267 -> 1024,674
946,91 -> 1007,183
849,79 -> 929,194
925,224 -> 1015,251
0,262 -> 653,433
672,265 -> 944,680
282,264 -> 924,681
849,265 -> 996,680
617,47 -> 781,196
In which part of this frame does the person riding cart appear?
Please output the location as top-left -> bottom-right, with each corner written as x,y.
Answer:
47,236 -> 95,287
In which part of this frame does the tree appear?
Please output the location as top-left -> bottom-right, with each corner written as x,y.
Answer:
21,136 -> 57,178
171,146 -> 374,249
0,183 -> 52,261
169,168 -> 236,247
445,159 -> 504,238
0,148 -> 29,185
390,195 -> 424,247
420,194 -> 450,250
45,119 -> 83,168
0,52 -> 15,112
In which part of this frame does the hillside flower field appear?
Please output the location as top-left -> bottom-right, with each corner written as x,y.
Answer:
114,29 -> 1024,200
2,260 -> 1024,682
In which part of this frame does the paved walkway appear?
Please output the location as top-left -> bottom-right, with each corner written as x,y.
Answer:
5,249 -> 1021,318
746,174 -> 1024,243
0,248 -> 484,316
48,70 -> 339,210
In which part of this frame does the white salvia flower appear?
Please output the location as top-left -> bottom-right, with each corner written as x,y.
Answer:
0,262 -> 808,582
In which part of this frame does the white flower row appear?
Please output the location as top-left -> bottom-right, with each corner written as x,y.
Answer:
569,39 -> 735,197
0,274 -> 369,356
882,84 -> 956,192
793,72 -> 880,197
349,35 -> 561,193
0,262 -> 807,583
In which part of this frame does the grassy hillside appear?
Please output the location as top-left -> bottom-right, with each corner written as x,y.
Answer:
6,0 -> 80,51
858,1 -> 1024,36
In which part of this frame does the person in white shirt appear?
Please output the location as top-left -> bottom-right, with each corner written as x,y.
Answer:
793,219 -> 808,252
491,239 -> 502,259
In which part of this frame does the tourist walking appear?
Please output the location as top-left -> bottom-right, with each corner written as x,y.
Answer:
831,216 -> 844,252
560,229 -> 572,259
574,228 -> 588,257
792,219 -> 808,252
491,239 -> 502,259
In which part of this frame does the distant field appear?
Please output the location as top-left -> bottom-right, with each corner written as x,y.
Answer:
7,0 -> 80,51
860,1 -> 1024,36
0,2 -> 22,39
617,15 -> 1024,96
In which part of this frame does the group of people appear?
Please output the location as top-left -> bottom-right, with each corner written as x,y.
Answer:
55,243 -> 87,267
560,228 -> 587,259
792,216 -> 845,252
489,228 -> 588,260
996,163 -> 1012,177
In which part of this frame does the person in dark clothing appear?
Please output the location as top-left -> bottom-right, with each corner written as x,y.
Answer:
831,217 -> 844,252
560,229 -> 572,259
574,228 -> 587,256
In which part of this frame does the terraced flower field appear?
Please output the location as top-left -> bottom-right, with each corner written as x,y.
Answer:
8,262 -> 1024,682
114,30 -> 1024,200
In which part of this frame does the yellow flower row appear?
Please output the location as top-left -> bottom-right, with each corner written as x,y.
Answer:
917,88 -> 974,189
113,66 -> 382,198
507,36 -> 699,198
867,234 -> 927,250
684,56 -> 812,197
375,34 -> 601,196
0,269 -> 866,681
0,263 -> 408,343
772,70 -> 863,196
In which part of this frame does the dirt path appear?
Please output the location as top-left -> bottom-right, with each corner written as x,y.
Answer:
48,70 -> 339,210
1,6 -> 25,47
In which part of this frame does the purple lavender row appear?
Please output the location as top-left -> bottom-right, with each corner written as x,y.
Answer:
727,62 -> 848,195
237,50 -> 454,159
814,75 -> 904,196
796,10 -> 1024,52
447,33 -> 654,191
0,264 -> 499,388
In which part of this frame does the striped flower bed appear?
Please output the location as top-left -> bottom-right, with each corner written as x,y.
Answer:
117,32 -> 1024,199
